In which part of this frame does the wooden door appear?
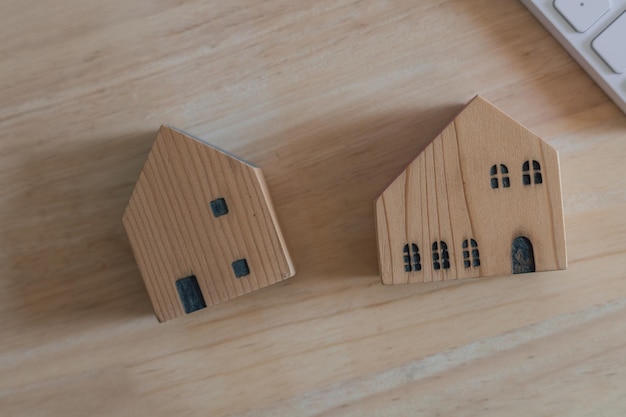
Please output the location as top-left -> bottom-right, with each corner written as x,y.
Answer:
512,236 -> 535,274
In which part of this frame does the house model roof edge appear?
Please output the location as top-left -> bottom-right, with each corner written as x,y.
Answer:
165,125 -> 258,169
373,95 -> 557,201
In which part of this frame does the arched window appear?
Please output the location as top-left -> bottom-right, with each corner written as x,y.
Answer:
462,239 -> 480,268
403,244 -> 421,272
490,164 -> 510,189
432,241 -> 450,270
523,160 -> 543,185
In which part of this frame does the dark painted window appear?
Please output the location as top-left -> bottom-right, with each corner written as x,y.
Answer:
462,239 -> 480,268
232,258 -> 250,278
210,197 -> 229,217
403,244 -> 421,272
432,241 -> 450,270
523,160 -> 543,185
490,164 -> 510,189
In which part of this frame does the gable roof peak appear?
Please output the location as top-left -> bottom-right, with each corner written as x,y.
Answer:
163,125 -> 257,168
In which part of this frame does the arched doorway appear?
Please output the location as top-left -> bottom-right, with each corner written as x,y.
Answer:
512,236 -> 535,274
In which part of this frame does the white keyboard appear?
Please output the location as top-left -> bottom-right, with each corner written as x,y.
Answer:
520,0 -> 626,114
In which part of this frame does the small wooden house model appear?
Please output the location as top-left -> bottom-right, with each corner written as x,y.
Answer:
123,126 -> 295,322
374,96 -> 566,284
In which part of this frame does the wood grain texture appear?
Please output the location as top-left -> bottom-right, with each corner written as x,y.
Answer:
375,96 -> 567,284
123,126 -> 294,322
1,0 -> 626,416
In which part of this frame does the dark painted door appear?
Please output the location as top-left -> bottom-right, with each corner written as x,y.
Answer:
512,236 -> 535,274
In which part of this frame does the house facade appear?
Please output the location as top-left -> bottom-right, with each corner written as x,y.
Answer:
375,96 -> 566,284
123,126 -> 295,321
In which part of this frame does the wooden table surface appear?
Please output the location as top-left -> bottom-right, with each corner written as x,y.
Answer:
2,1 -> 626,415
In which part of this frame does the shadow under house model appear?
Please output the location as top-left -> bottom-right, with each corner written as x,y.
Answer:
123,126 -> 295,322
374,96 -> 567,285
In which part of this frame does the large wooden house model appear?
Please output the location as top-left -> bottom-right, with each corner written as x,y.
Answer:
375,96 -> 567,284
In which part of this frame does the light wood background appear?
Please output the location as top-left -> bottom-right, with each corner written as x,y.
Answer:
1,1 -> 625,416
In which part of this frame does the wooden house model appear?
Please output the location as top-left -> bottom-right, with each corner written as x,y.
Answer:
123,126 -> 295,322
374,96 -> 566,284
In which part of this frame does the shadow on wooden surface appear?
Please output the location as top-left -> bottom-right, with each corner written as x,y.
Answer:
258,104 -> 466,283
1,132 -> 157,331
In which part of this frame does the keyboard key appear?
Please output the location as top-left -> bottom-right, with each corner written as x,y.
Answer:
554,0 -> 610,33
520,0 -> 626,114
592,12 -> 626,74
